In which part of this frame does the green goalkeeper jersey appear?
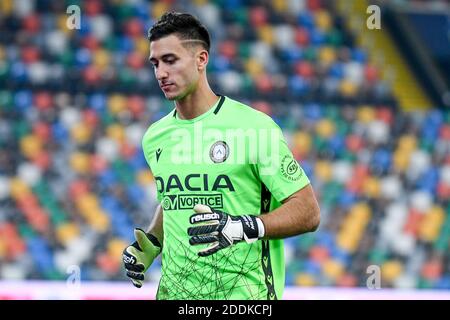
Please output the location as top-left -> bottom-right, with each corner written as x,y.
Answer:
142,96 -> 310,300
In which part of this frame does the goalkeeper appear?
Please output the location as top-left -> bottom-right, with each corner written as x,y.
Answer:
122,12 -> 320,300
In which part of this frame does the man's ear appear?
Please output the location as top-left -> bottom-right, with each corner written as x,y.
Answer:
196,50 -> 209,71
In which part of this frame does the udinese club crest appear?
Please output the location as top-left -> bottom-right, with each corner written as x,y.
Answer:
209,141 -> 229,163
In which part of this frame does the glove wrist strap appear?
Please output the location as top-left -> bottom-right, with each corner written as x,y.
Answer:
256,217 -> 265,238
131,230 -> 162,254
241,215 -> 263,243
146,233 -> 162,251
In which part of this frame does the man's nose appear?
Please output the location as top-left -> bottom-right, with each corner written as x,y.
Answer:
156,67 -> 168,80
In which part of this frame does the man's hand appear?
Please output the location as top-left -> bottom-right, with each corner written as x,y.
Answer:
188,204 -> 265,257
122,228 -> 162,288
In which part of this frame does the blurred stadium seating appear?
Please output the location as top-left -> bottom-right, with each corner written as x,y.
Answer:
0,0 -> 449,298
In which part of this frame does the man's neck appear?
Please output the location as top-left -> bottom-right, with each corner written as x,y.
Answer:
174,88 -> 219,120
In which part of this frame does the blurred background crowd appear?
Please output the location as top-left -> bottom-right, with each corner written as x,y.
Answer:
0,0 -> 449,291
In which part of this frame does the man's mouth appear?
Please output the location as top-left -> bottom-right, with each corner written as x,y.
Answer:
161,83 -> 174,91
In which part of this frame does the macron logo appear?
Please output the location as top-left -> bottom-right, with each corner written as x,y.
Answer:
156,148 -> 162,162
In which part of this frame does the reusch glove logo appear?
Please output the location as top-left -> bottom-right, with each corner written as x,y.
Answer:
190,212 -> 221,223
123,254 -> 136,265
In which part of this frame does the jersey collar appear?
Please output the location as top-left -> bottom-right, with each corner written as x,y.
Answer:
172,95 -> 225,122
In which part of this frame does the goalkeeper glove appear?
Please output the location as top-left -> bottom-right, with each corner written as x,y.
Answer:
188,204 -> 265,257
122,228 -> 162,288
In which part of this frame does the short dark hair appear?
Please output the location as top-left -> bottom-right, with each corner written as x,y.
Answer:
148,12 -> 211,53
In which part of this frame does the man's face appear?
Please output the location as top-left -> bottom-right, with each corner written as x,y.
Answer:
149,34 -> 201,101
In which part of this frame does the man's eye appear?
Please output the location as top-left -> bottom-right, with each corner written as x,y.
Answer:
165,60 -> 175,65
